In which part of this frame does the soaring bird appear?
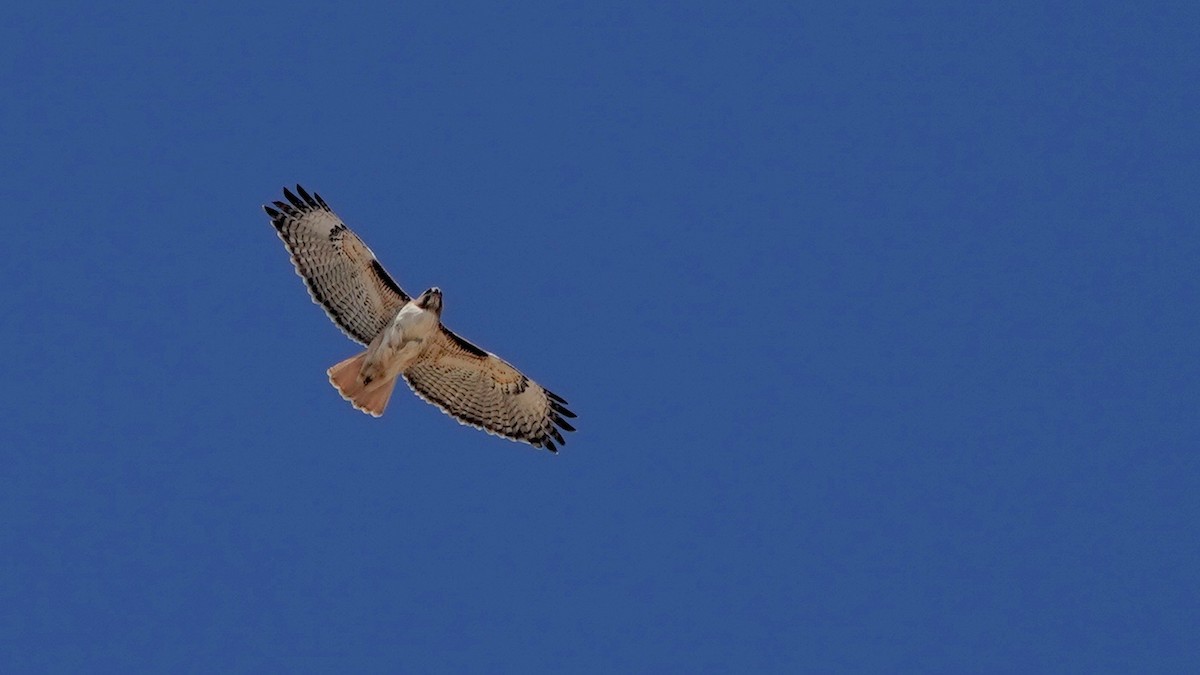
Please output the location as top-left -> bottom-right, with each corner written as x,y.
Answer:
264,185 -> 576,453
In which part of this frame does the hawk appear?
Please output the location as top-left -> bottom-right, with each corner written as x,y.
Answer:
264,185 -> 576,453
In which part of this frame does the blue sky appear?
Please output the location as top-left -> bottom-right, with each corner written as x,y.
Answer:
2,1 -> 1197,671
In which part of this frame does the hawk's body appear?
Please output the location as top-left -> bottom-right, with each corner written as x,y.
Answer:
265,185 -> 575,452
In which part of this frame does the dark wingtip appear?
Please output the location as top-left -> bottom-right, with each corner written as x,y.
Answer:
554,417 -> 575,432
263,205 -> 280,217
546,390 -> 568,404
284,187 -> 306,210
296,184 -> 319,208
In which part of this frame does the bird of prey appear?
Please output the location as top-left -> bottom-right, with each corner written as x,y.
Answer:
264,185 -> 576,453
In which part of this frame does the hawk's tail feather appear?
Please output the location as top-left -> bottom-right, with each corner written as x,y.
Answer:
327,352 -> 397,417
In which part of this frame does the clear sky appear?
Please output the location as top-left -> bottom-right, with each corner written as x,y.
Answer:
2,2 -> 1197,672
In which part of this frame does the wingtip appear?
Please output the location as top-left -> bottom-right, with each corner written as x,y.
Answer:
274,184 -> 329,214
296,184 -> 319,208
284,186 -> 305,210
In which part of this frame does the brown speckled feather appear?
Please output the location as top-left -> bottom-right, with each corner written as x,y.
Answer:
403,327 -> 577,452
264,186 -> 409,345
266,185 -> 576,452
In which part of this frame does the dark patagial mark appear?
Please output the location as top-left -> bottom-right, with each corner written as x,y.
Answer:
370,260 -> 407,298
442,327 -> 489,358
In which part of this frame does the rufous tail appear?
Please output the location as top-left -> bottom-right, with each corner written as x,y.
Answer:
327,351 -> 398,417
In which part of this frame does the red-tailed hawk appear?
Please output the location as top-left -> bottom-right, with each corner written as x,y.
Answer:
264,185 -> 576,453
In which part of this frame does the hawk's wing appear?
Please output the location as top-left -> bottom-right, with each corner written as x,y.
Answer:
264,185 -> 410,345
403,327 -> 577,452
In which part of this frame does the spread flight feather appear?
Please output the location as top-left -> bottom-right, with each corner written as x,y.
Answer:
265,185 -> 575,452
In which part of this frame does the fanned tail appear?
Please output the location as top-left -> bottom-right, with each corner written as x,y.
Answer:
327,351 -> 398,417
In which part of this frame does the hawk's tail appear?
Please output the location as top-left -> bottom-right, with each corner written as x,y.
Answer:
327,351 -> 398,417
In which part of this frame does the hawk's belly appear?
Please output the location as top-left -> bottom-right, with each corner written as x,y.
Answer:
359,305 -> 438,385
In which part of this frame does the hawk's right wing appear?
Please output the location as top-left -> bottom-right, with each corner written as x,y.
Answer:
265,185 -> 410,345
402,327 -> 577,453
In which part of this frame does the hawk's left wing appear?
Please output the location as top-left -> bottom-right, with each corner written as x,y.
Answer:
403,327 -> 577,452
264,185 -> 410,345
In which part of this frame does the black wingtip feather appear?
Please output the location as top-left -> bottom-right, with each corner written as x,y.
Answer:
296,184 -> 319,208
284,187 -> 306,210
269,181 -> 575,454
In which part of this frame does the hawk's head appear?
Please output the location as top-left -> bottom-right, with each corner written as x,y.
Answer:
416,287 -> 443,314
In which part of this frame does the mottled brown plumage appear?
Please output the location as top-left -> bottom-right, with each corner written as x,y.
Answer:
265,185 -> 576,452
